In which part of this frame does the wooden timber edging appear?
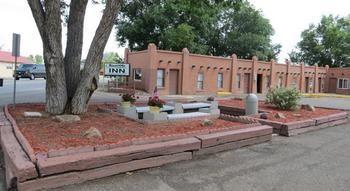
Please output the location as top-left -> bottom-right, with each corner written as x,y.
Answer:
4,105 -> 36,163
219,104 -> 350,137
1,109 -> 272,191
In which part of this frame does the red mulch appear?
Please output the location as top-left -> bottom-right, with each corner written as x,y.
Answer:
219,99 -> 344,123
8,103 -> 245,154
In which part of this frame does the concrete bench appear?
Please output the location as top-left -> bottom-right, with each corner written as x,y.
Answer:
182,103 -> 211,110
167,112 -> 210,120
136,105 -> 175,113
136,105 -> 175,120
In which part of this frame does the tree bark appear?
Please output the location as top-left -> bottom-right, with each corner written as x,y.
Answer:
64,0 -> 89,113
27,0 -> 67,114
27,0 -> 122,114
71,0 -> 122,114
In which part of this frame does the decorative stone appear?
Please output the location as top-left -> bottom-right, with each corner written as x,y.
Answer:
53,115 -> 80,123
201,119 -> 213,127
83,127 -> 102,139
260,113 -> 268,119
24,112 -> 42,118
207,96 -> 215,101
304,104 -> 316,112
97,107 -> 113,113
274,112 -> 286,119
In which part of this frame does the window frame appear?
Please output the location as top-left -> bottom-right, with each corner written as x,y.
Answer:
338,78 -> 349,89
156,69 -> 165,87
133,68 -> 142,81
278,76 -> 283,88
197,73 -> 204,90
217,73 -> 223,88
236,73 -> 241,89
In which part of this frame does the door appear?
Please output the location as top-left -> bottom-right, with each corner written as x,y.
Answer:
328,78 -> 337,93
318,77 -> 322,93
257,74 -> 263,94
305,77 -> 309,93
243,73 -> 250,94
169,69 -> 179,95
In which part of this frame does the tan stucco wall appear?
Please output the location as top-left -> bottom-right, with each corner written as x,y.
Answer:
126,43 -> 328,95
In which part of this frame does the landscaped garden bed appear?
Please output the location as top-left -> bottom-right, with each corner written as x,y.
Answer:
219,98 -> 349,136
1,103 -> 272,191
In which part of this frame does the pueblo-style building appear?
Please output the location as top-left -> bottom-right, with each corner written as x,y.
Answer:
124,43 -> 345,95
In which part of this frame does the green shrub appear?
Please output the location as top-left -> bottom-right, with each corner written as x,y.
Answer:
265,87 -> 301,110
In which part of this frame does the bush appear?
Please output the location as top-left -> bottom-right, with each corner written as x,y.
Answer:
265,87 -> 300,110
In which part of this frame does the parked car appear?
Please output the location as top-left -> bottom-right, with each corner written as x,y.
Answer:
15,64 -> 46,80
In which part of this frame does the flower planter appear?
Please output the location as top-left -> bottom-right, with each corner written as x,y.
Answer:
149,106 -> 161,113
121,101 -> 131,108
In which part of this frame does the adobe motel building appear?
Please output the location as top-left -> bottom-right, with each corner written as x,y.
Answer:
125,43 -> 347,95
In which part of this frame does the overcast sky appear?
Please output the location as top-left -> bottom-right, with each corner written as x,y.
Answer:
0,0 -> 349,63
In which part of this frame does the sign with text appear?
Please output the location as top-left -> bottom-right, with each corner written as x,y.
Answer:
104,63 -> 130,76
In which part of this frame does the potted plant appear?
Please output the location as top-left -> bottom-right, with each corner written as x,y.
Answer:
120,93 -> 137,108
147,96 -> 165,113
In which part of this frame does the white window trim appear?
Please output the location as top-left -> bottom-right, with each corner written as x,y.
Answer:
197,73 -> 204,90
338,78 -> 349,89
217,73 -> 223,88
156,69 -> 165,87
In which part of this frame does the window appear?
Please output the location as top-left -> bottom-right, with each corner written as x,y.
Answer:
217,73 -> 223,88
157,69 -> 165,87
134,69 -> 142,81
292,77 -> 298,88
236,74 -> 241,89
338,78 -> 349,89
197,73 -> 204,90
6,64 -> 13,70
278,76 -> 283,88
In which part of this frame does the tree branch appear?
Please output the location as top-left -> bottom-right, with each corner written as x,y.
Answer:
71,0 -> 122,114
64,0 -> 89,100
27,0 -> 45,38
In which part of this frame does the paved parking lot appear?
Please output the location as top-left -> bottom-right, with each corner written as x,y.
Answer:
1,79 -> 350,191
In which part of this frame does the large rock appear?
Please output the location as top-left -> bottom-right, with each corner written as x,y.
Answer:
83,127 -> 102,139
274,112 -> 286,119
53,115 -> 80,123
260,113 -> 268,120
24,112 -> 42,118
304,104 -> 316,112
201,119 -> 213,127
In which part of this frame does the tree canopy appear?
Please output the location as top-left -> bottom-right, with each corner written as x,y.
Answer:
289,15 -> 350,67
28,54 -> 44,64
116,0 -> 280,61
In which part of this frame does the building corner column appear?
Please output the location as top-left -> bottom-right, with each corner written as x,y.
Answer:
313,64 -> 319,93
285,60 -> 291,87
300,62 -> 305,93
148,43 -> 157,94
324,65 -> 330,92
124,48 -> 130,64
230,54 -> 238,93
269,59 -> 276,89
251,56 -> 258,93
181,48 -> 190,94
